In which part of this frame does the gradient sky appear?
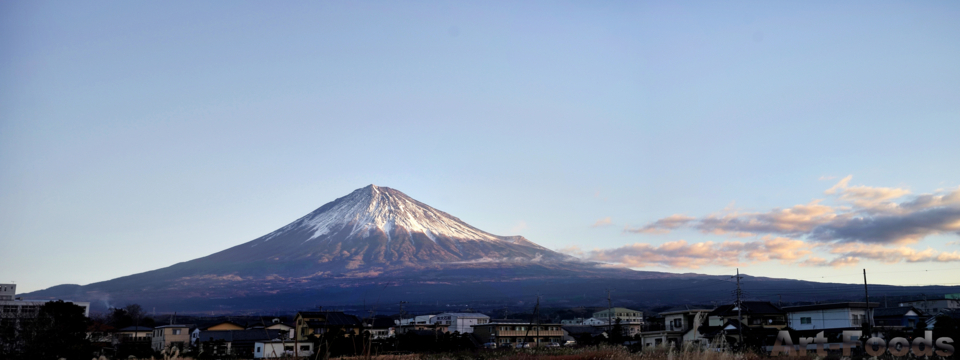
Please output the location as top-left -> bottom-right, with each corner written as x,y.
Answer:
2,1 -> 959,294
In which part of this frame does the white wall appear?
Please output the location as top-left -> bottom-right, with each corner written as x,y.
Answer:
255,342 -> 313,359
435,313 -> 489,333
788,308 -> 869,330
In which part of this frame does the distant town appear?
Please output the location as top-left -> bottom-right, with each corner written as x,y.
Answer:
2,283 -> 958,359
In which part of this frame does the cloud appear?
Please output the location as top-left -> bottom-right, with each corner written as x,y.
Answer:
810,207 -> 960,244
695,200 -> 837,236
558,245 -> 584,257
625,214 -> 695,234
631,178 -> 960,245
509,221 -> 527,233
822,243 -> 960,264
824,175 -> 853,195
581,237 -> 812,269
799,256 -> 860,268
591,217 -> 613,227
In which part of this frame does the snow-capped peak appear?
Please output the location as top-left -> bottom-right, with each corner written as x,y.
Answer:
262,185 -> 506,243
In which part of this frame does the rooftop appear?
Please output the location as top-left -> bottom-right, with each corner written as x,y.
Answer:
709,301 -> 784,317
435,312 -> 490,318
782,302 -> 879,312
155,324 -> 192,329
874,307 -> 923,317
118,326 -> 154,331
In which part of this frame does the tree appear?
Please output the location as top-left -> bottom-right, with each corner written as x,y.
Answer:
933,313 -> 959,360
124,304 -> 144,326
108,307 -> 132,329
18,300 -> 93,360
609,318 -> 625,344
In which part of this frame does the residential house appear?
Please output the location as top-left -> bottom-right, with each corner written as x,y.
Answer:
640,308 -> 711,348
396,322 -> 448,335
562,325 -> 610,345
783,302 -> 878,331
190,321 -> 246,345
363,317 -> 396,339
254,340 -> 314,358
264,319 -> 295,339
898,294 -> 960,316
433,312 -> 490,334
874,306 -> 925,329
295,311 -> 363,341
701,301 -> 786,346
196,329 -> 283,357
86,322 -> 116,350
152,324 -> 192,352
473,320 -> 564,346
116,325 -> 153,344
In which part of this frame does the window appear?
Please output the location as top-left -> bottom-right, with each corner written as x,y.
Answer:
300,345 -> 310,351
256,346 -> 261,353
173,329 -> 181,335
800,317 -> 812,324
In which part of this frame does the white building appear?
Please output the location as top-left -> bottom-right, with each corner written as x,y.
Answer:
0,284 -> 91,318
560,317 -> 607,326
899,294 -> 960,315
641,308 -> 711,348
783,302 -> 878,330
434,312 -> 490,334
399,314 -> 436,325
254,340 -> 313,358
593,307 -> 643,325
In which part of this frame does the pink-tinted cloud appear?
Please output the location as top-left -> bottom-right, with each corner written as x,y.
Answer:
799,256 -> 860,268
630,177 -> 960,245
624,214 -> 694,234
591,217 -> 613,227
823,243 -> 960,264
582,237 -> 812,269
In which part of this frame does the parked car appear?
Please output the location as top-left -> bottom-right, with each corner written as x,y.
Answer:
563,340 -> 577,347
483,342 -> 497,349
515,342 -> 532,348
498,343 -> 514,349
545,342 -> 561,348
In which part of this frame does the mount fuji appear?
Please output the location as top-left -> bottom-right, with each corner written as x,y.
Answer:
23,185 -> 960,313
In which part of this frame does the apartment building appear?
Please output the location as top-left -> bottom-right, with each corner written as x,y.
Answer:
473,321 -> 564,346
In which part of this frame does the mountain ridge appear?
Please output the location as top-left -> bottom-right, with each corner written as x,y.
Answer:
22,185 -> 960,313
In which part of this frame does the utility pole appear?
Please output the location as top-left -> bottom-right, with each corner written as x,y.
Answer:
734,268 -> 743,349
607,290 -> 613,332
398,301 -> 407,351
367,309 -> 375,359
535,295 -> 541,347
863,269 -> 871,338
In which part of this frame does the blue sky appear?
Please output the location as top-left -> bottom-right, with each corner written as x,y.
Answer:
2,1 -> 959,293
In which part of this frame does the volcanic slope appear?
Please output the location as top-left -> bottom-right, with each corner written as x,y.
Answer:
28,185 -> 956,312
